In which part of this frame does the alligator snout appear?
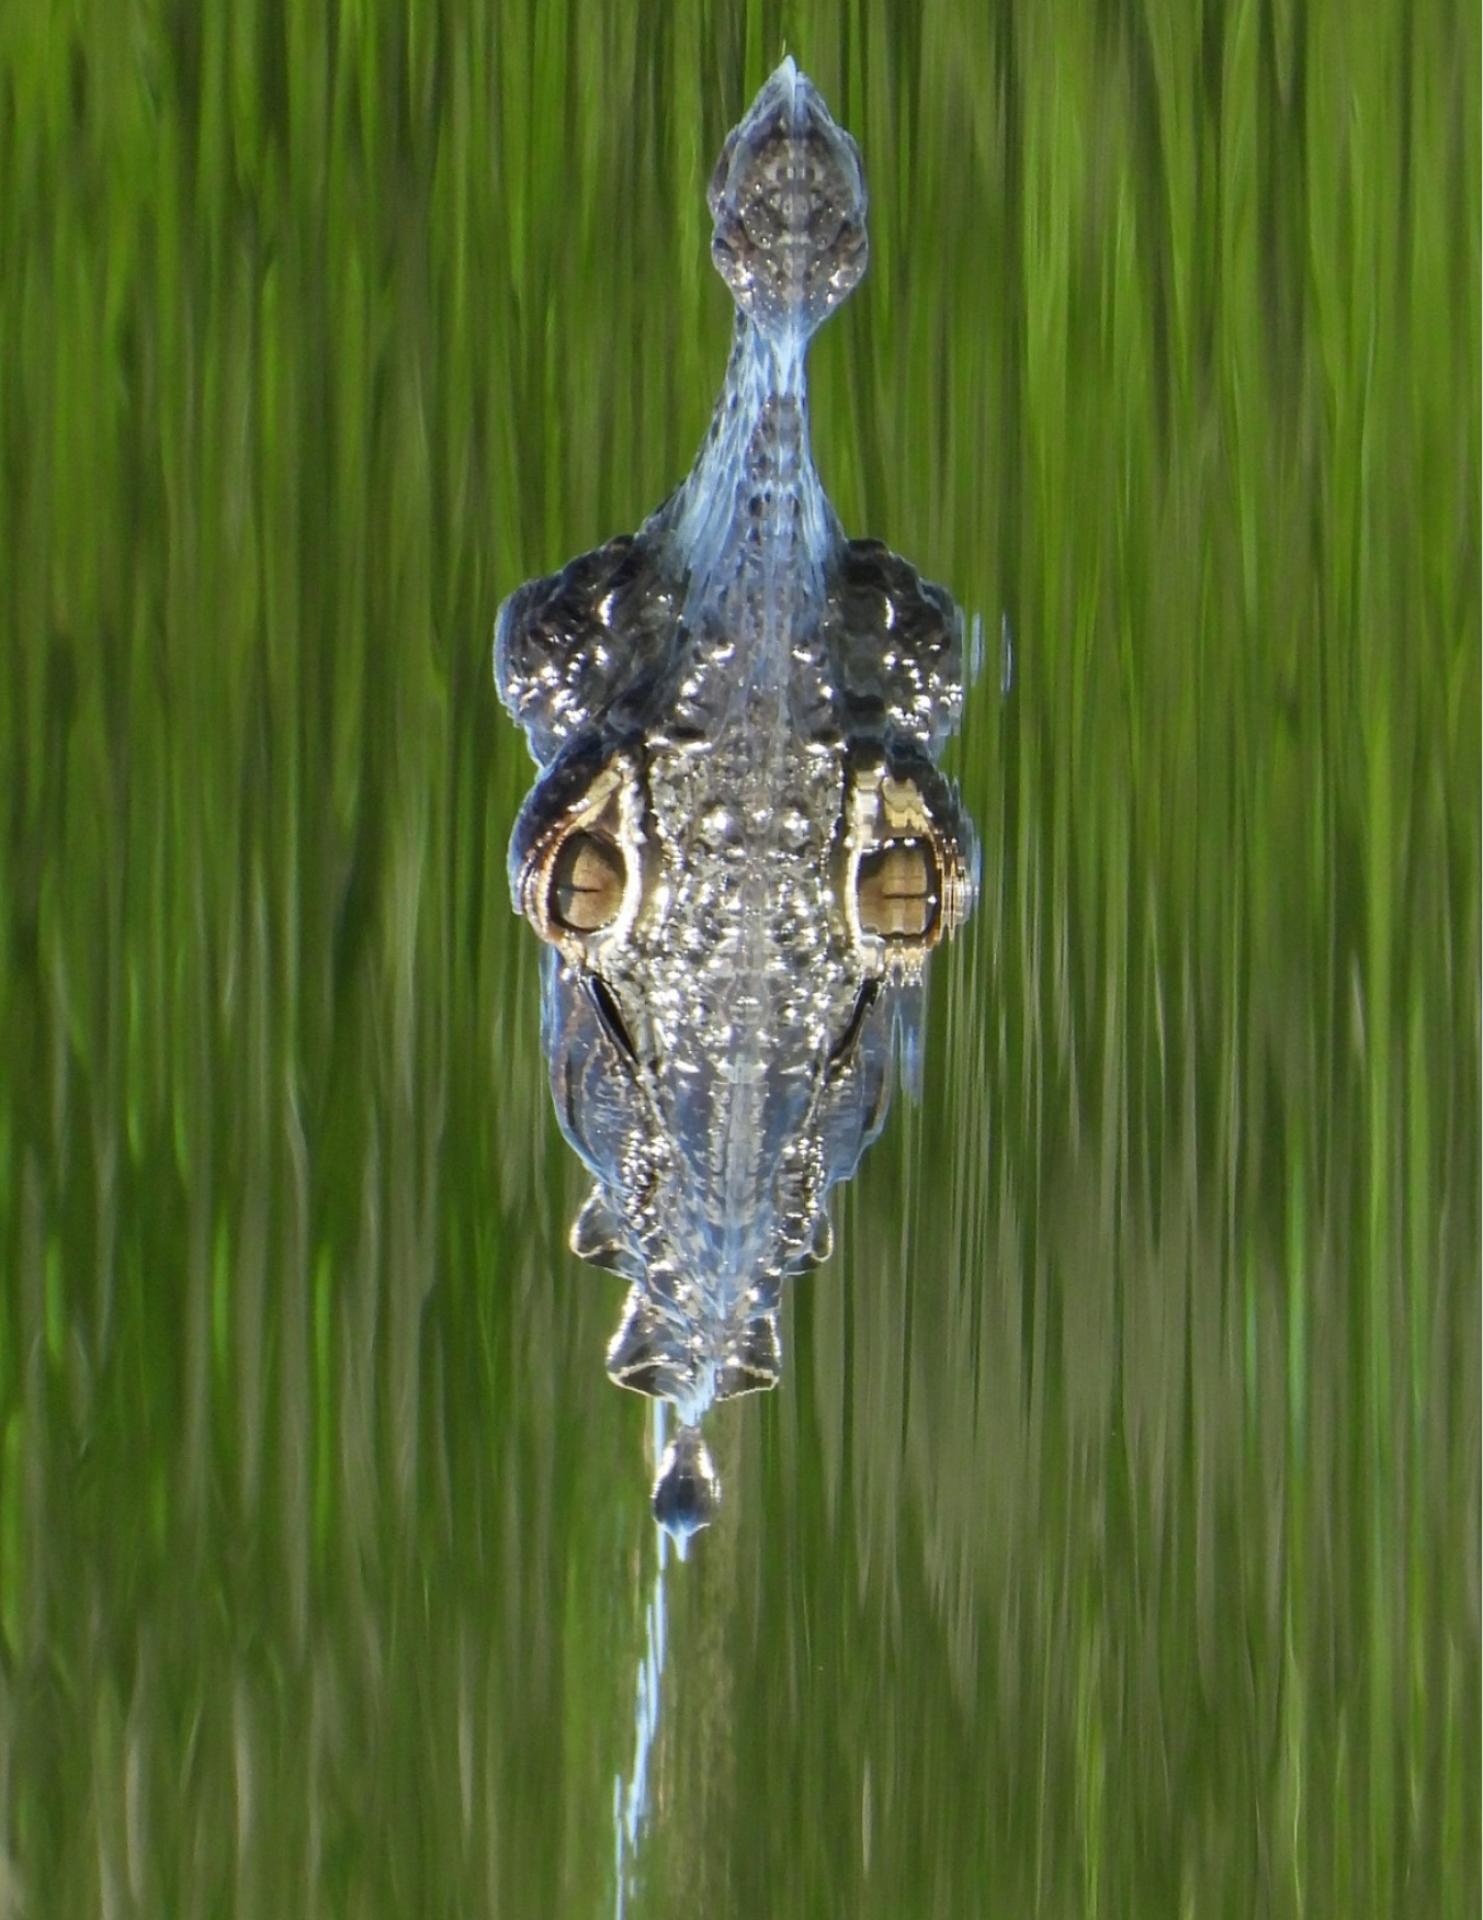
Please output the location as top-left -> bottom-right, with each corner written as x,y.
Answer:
708,56 -> 868,338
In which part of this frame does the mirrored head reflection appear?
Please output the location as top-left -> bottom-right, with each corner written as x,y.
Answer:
495,60 -> 977,1539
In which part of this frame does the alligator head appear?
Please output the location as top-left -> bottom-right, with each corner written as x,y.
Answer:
494,61 -> 977,1539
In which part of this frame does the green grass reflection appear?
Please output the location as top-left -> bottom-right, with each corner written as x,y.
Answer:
0,0 -> 1476,1914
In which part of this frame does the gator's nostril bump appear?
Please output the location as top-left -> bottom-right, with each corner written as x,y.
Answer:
651,1430 -> 720,1541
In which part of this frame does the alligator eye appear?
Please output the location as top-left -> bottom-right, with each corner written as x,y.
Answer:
550,830 -> 626,934
856,839 -> 939,940
843,760 -> 973,966
517,753 -> 646,955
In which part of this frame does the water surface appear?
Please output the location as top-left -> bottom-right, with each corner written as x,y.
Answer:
0,3 -> 1477,1915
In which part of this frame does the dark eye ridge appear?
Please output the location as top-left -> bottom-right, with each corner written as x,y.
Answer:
828,978 -> 880,1074
585,971 -> 639,1064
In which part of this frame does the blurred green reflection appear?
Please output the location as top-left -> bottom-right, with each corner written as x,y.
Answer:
0,2 -> 1476,1916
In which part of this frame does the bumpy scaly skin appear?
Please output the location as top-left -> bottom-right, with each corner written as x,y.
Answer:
495,60 -> 976,1538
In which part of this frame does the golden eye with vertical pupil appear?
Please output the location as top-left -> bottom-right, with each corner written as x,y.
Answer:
842,759 -> 973,967
855,838 -> 939,940
517,753 -> 647,957
549,830 -> 626,933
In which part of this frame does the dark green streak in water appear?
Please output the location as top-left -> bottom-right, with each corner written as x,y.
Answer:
0,2 -> 1476,1914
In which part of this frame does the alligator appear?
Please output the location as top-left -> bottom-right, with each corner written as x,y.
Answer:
495,59 -> 976,1538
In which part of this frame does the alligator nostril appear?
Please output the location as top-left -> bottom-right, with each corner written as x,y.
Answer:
550,829 -> 626,933
652,1430 -> 720,1540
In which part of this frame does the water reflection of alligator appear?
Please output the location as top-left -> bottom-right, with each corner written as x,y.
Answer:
495,60 -> 977,1538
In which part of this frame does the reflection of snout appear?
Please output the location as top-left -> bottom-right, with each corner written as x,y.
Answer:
708,57 -> 868,337
739,64 -> 849,231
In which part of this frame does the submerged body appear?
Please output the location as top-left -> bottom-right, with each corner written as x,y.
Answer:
496,61 -> 975,1534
